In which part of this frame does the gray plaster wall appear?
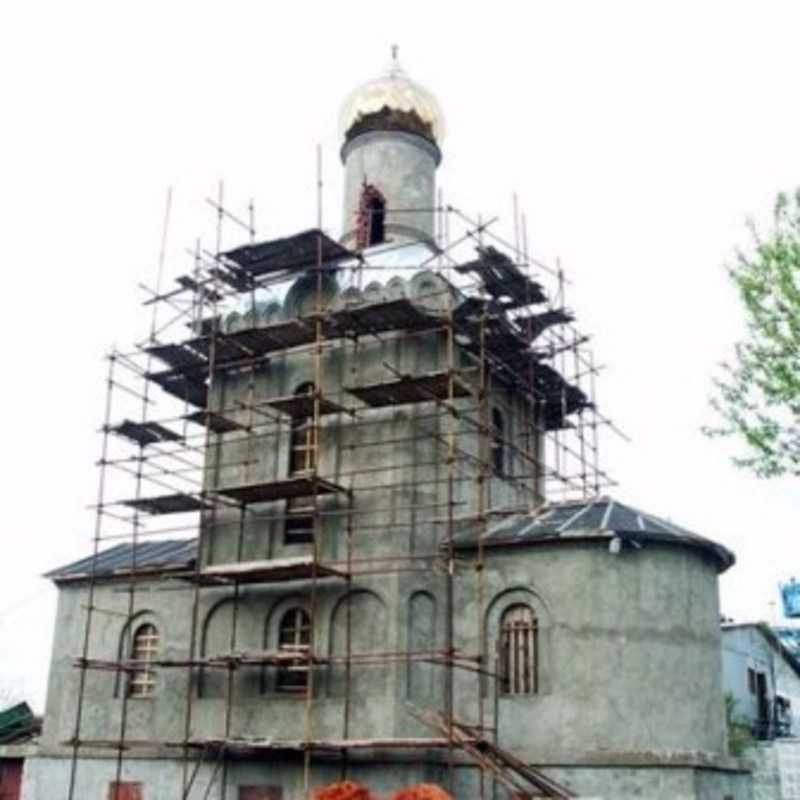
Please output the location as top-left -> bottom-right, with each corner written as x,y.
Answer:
34,278 -> 742,799
341,131 -> 439,244
40,544 -> 730,762
38,319 -> 541,764
542,764 -> 750,800
24,753 -> 751,800
745,743 -> 782,800
449,540 -> 730,763
203,322 -> 537,571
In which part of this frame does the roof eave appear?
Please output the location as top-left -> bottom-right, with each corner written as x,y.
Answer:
454,529 -> 735,573
49,563 -> 194,586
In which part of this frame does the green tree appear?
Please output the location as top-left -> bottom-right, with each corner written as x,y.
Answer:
724,692 -> 755,757
706,190 -> 800,477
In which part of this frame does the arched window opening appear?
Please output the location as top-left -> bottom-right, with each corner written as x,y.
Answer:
285,383 -> 316,544
499,605 -> 537,695
129,623 -> 159,698
356,184 -> 386,249
277,607 -> 311,692
491,408 -> 506,477
367,194 -> 385,246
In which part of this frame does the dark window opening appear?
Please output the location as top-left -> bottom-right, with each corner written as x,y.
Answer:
499,604 -> 537,695
356,184 -> 386,249
755,671 -> 770,739
367,194 -> 385,246
277,607 -> 311,692
491,408 -> 506,476
285,383 -> 316,544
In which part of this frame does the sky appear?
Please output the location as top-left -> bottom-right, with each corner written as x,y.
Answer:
0,0 -> 798,711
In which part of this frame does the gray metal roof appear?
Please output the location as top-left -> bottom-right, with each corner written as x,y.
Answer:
46,539 -> 196,582
453,496 -> 735,572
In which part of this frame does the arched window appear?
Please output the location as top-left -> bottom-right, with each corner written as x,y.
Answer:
356,184 -> 386,249
129,623 -> 159,698
499,605 -> 537,695
285,383 -> 316,544
491,408 -> 506,476
277,607 -> 311,692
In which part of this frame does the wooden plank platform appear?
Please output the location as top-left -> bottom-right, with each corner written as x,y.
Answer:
121,493 -> 213,515
214,476 -> 345,505
185,410 -> 248,434
196,556 -> 348,585
264,393 -> 348,419
345,372 -> 471,408
108,419 -> 183,447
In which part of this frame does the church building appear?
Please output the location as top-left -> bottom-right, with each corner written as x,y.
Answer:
23,54 -> 750,800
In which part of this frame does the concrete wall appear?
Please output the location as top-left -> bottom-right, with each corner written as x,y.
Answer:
32,273 -> 742,798
24,753 -> 751,800
743,739 -> 800,800
38,542 -> 733,783
450,540 -> 729,763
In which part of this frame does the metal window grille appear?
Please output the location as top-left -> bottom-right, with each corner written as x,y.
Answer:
499,605 -> 537,695
276,608 -> 311,691
129,624 -> 158,698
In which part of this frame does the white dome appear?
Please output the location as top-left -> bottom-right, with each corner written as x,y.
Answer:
339,51 -> 444,142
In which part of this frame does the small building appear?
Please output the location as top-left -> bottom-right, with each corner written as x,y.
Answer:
0,702 -> 41,800
722,622 -> 800,739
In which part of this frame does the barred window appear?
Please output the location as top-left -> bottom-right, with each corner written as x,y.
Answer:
129,623 -> 158,698
499,604 -> 537,695
277,608 -> 311,692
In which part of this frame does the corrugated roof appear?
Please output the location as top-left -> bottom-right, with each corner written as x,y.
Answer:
46,539 -> 196,582
453,496 -> 735,572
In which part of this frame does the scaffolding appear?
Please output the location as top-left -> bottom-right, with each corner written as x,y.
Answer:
64,187 -> 618,800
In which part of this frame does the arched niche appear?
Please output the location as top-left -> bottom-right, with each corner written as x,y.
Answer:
198,598 -> 237,699
407,590 -> 437,700
484,586 -> 551,696
328,590 -> 387,700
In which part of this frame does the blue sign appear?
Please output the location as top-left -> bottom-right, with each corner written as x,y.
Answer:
781,579 -> 800,618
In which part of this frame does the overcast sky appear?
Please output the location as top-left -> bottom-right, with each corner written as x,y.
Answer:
1,0 -> 798,710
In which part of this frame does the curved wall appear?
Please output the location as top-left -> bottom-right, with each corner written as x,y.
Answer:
455,539 -> 727,764
341,131 -> 439,244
